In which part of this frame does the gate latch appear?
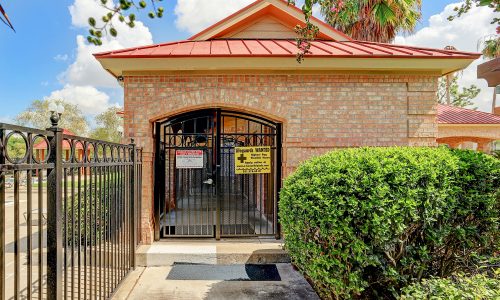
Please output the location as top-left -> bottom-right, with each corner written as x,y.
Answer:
203,178 -> 214,185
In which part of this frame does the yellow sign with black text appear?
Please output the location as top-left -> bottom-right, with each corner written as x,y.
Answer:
234,146 -> 271,174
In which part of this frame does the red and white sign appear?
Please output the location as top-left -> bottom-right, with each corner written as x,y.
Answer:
176,150 -> 204,169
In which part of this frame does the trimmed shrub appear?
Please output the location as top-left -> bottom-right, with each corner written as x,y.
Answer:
400,272 -> 500,299
279,147 -> 499,299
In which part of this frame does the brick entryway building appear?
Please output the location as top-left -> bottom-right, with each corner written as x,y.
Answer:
95,0 -> 479,243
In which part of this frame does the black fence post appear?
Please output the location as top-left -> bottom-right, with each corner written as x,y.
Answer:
153,122 -> 161,241
0,127 -> 5,300
130,139 -> 136,269
46,124 -> 63,300
275,123 -> 282,240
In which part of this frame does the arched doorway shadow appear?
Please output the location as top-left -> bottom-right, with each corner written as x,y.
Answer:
153,109 -> 282,240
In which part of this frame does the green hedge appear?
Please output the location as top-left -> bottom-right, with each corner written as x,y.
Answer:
400,272 -> 500,299
279,147 -> 499,299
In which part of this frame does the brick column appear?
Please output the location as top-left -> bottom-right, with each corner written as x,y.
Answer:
477,141 -> 492,153
140,151 -> 155,244
407,78 -> 439,146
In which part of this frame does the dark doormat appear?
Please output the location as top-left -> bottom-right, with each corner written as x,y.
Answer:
167,263 -> 281,281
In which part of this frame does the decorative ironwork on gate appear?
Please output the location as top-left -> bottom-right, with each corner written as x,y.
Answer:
155,109 -> 282,240
0,122 -> 142,300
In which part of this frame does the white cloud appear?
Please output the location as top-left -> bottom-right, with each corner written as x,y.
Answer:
54,54 -> 69,61
45,0 -> 155,119
45,84 -> 116,115
395,2 -> 497,112
69,0 -> 110,28
59,35 -> 126,88
61,0 -> 153,89
175,0 -> 254,34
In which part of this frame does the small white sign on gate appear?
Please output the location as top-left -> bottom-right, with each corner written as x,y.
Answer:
176,150 -> 204,169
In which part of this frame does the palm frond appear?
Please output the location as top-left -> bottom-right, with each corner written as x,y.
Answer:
0,4 -> 15,32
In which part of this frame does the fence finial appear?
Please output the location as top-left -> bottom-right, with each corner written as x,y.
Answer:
130,138 -> 135,145
48,102 -> 65,128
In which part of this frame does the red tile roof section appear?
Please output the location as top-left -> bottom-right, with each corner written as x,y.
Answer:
438,104 -> 500,124
94,39 -> 480,59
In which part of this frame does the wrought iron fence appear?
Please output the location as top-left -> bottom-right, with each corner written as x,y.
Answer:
0,122 -> 142,300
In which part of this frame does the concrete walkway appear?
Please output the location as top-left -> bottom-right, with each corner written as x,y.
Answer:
112,239 -> 319,299
136,238 -> 290,266
112,263 -> 319,300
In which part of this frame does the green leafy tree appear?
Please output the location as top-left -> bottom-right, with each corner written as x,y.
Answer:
448,0 -> 499,30
448,0 -> 499,59
90,106 -> 123,143
87,0 -> 164,45
6,135 -> 27,162
479,35 -> 500,59
15,99 -> 90,136
438,75 -> 481,108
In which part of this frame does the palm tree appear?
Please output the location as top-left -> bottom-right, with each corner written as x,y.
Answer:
0,3 -> 15,32
320,0 -> 422,43
480,36 -> 500,59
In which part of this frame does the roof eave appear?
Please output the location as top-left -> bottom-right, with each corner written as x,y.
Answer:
95,56 -> 478,78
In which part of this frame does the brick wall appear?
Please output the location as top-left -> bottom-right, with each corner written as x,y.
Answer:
123,73 -> 439,243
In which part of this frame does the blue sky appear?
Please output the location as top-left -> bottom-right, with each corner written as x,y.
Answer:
0,1 -> 495,122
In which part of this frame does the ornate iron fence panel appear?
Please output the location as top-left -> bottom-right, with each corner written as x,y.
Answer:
0,122 -> 142,300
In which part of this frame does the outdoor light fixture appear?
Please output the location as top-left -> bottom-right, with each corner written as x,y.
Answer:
117,125 -> 124,137
117,75 -> 124,87
49,102 -> 65,127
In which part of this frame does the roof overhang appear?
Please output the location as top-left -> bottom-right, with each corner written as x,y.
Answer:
477,57 -> 500,87
438,123 -> 500,140
93,0 -> 480,80
97,56 -> 476,78
188,0 -> 351,41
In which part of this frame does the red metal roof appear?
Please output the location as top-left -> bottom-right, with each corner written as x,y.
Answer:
94,39 -> 480,59
438,104 -> 500,124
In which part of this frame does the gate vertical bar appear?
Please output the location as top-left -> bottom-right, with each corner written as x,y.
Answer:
275,123 -> 282,240
130,140 -> 136,268
0,128 -> 5,300
47,125 -> 63,300
13,171 -> 19,299
153,123 -> 161,241
215,110 -> 222,240
26,133 -> 33,300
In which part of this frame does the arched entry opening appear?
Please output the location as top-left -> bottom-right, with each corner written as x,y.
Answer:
437,136 -> 495,153
154,109 -> 282,240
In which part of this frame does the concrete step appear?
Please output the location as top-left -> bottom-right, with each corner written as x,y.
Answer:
136,238 -> 290,266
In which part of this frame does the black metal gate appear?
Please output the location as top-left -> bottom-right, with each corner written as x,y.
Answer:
155,109 -> 281,239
